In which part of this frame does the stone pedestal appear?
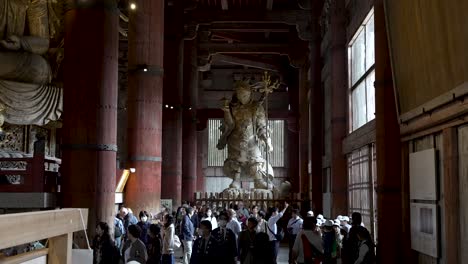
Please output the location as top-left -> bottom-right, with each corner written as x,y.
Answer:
126,0 -> 164,214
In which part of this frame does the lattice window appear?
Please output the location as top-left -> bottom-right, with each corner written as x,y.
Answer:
207,119 -> 285,167
348,144 -> 378,240
208,119 -> 228,167
348,8 -> 375,132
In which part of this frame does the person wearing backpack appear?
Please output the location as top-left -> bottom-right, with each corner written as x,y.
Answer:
292,216 -> 323,264
267,202 -> 289,264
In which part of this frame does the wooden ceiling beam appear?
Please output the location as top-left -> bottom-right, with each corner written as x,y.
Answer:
204,23 -> 290,33
185,9 -> 312,40
199,42 -> 289,54
211,54 -> 282,71
185,9 -> 309,25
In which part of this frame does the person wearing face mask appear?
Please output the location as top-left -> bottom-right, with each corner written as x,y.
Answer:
201,208 -> 218,230
212,212 -> 237,264
190,220 -> 218,264
137,210 -> 151,246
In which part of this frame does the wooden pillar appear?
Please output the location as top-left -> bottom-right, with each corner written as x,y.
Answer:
443,127 -> 460,264
288,68 -> 300,193
48,233 -> 72,264
309,11 -> 323,213
374,1 -> 403,263
160,2 -> 183,207
182,39 -> 198,199
196,130 -> 206,192
126,0 -> 164,214
61,0 -> 118,235
299,66 -> 310,198
329,0 -> 348,216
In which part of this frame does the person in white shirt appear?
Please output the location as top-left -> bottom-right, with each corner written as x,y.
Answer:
226,209 -> 242,240
201,208 -> 218,230
161,214 -> 175,264
341,216 -> 352,233
267,202 -> 289,264
287,209 -> 303,263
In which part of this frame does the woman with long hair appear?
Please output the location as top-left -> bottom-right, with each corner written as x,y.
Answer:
162,214 -> 175,264
92,222 -> 119,264
201,208 -> 218,230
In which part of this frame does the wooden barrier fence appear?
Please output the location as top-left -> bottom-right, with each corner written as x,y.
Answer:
194,191 -> 303,210
0,208 -> 89,264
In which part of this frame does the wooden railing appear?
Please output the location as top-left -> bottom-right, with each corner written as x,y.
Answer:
0,208 -> 88,264
194,191 -> 303,210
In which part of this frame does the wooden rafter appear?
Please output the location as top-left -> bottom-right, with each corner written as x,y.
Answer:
211,54 -> 282,71
199,42 -> 289,54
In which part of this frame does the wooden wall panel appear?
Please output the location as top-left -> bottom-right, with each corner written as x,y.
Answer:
458,124 -> 468,263
411,133 -> 444,263
384,0 -> 468,114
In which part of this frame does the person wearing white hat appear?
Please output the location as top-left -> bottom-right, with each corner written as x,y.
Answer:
307,210 -> 314,217
322,220 -> 338,263
342,216 -> 352,233
333,220 -> 344,250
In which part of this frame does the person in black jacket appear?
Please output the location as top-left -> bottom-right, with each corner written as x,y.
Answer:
239,217 -> 271,264
92,222 -> 120,264
147,224 -> 162,264
212,212 -> 237,264
190,220 -> 218,264
137,210 -> 151,245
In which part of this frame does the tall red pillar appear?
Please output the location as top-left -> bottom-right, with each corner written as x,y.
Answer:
288,68 -> 300,193
299,66 -> 310,199
374,1 -> 404,263
196,130 -> 206,192
182,39 -> 199,199
309,6 -> 324,213
161,2 -> 184,207
61,0 -> 118,235
126,0 -> 164,215
330,0 -> 348,217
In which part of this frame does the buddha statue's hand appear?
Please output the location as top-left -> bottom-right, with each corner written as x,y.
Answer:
0,35 -> 21,51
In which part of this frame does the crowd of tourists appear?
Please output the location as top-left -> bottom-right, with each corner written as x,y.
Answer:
91,202 -> 375,264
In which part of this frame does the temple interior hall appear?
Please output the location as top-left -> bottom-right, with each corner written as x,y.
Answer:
0,0 -> 468,263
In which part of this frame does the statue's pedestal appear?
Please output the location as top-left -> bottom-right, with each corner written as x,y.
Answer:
220,181 -> 291,199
